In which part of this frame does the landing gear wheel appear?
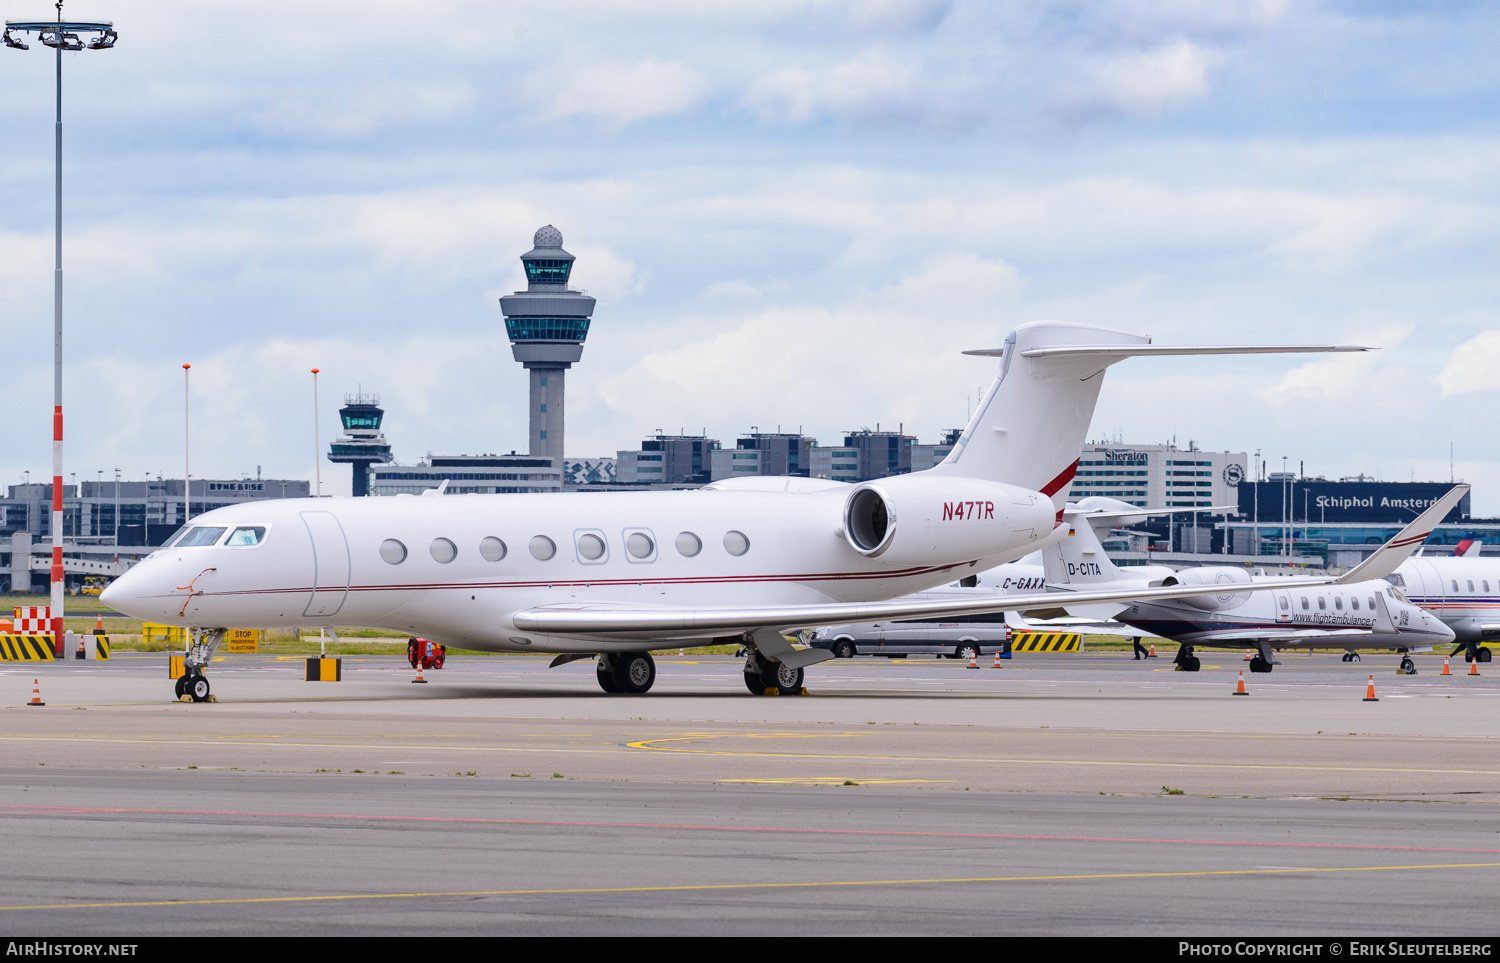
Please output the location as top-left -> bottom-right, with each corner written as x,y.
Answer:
596,659 -> 621,694
833,641 -> 855,659
189,675 -> 211,703
1185,657 -> 1201,672
1480,647 -> 1493,663
613,652 -> 656,695
1249,656 -> 1273,673
743,672 -> 766,695
760,661 -> 803,695
174,675 -> 190,698
956,644 -> 979,661
1351,652 -> 1361,662
1340,651 -> 1352,663
1401,656 -> 1417,675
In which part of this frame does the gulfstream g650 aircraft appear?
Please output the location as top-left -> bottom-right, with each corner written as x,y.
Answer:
102,322 -> 1370,700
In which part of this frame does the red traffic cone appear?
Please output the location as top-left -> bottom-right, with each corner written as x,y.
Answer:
26,679 -> 44,707
1362,675 -> 1379,702
1232,671 -> 1248,696
412,664 -> 428,684
1442,656 -> 1451,676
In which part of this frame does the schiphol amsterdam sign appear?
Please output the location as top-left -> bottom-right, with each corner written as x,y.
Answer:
1238,481 -> 1469,524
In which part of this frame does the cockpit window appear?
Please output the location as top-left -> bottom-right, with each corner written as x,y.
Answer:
176,526 -> 227,547
226,526 -> 267,546
160,526 -> 189,548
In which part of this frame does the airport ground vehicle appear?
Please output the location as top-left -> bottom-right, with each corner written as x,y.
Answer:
811,615 -> 1011,659
407,637 -> 445,670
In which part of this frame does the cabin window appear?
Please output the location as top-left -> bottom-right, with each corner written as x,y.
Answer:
430,538 -> 457,563
675,532 -> 702,557
1453,580 -> 1460,592
226,526 -> 266,546
577,533 -> 606,561
1279,596 -> 1289,611
1352,597 -> 1360,610
479,536 -> 507,562
1486,581 -> 1492,593
723,531 -> 750,556
529,535 -> 556,561
380,539 -> 407,565
177,526 -> 227,548
1300,597 -> 1309,610
1368,596 -> 1376,609
1468,580 -> 1476,592
1317,597 -> 1326,610
626,532 -> 654,559
1334,597 -> 1343,610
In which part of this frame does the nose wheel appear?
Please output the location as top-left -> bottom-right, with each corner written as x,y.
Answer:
175,670 -> 212,702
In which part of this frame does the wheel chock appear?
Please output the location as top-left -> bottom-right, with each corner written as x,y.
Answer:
179,694 -> 192,704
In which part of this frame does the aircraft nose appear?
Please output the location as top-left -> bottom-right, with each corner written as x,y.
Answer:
100,563 -> 169,621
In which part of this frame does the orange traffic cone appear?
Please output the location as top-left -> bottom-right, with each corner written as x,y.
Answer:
1148,643 -> 1156,658
1442,656 -> 1451,676
26,679 -> 44,707
1232,670 -> 1248,696
1362,675 -> 1379,702
1469,660 -> 1481,677
992,650 -> 1003,668
412,664 -> 428,684
1244,649 -> 1254,661
967,652 -> 979,669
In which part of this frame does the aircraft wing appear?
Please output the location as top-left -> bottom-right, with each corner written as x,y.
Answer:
1179,627 -> 1374,644
511,576 -> 1339,641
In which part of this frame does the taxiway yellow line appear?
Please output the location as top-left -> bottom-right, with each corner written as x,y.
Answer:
2,861 -> 1497,913
0,732 -> 1496,777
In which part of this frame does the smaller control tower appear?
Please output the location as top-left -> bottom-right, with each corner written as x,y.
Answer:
500,226 -> 595,465
327,392 -> 392,496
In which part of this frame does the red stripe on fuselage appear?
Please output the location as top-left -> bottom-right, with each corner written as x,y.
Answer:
1040,459 -> 1079,498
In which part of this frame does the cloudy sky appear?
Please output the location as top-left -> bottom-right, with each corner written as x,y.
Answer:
2,0 -> 1500,508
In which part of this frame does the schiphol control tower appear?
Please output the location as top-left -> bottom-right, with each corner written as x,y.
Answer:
500,226 -> 595,465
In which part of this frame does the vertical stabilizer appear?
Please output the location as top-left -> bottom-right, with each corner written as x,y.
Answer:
929,321 -> 1150,509
1042,515 -> 1130,587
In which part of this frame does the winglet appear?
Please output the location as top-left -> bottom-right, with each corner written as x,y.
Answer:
1336,484 -> 1469,585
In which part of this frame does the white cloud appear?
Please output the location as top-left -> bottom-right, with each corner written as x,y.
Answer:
1438,331 -> 1500,396
532,58 -> 708,127
1258,325 -> 1410,404
1072,40 -> 1216,118
744,49 -> 920,124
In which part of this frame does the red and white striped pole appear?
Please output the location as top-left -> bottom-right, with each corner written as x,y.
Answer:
49,25 -> 65,647
183,364 -> 191,523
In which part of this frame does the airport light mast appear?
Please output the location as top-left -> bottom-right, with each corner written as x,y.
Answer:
4,3 -> 117,638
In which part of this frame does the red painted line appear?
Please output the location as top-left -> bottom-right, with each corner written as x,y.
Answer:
1,804 -> 1498,856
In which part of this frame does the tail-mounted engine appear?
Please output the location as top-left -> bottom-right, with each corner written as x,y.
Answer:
1159,567 -> 1254,610
843,474 -> 1057,567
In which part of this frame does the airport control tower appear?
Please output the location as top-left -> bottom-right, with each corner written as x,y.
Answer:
327,392 -> 392,496
500,226 -> 595,465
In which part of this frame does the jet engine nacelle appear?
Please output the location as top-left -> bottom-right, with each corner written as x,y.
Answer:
1159,566 -> 1254,610
842,474 -> 1056,567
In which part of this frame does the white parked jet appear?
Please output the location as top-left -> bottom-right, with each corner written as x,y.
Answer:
1044,491 -> 1465,673
1393,554 -> 1500,663
102,321 -> 1371,700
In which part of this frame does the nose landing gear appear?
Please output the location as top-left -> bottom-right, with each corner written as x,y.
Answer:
174,628 -> 225,703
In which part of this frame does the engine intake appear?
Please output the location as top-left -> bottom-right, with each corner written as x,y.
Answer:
1160,567 -> 1253,610
841,474 -> 1056,568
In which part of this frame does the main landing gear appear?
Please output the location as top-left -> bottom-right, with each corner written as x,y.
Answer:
1173,644 -> 1201,672
596,652 -> 656,694
1341,650 -> 1362,663
1455,642 -> 1494,663
174,628 -> 225,703
1399,656 -> 1418,675
743,656 -> 804,696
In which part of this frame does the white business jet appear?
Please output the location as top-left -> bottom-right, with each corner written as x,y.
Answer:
102,322 -> 1370,701
1043,491 -> 1464,673
1393,551 -> 1500,663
